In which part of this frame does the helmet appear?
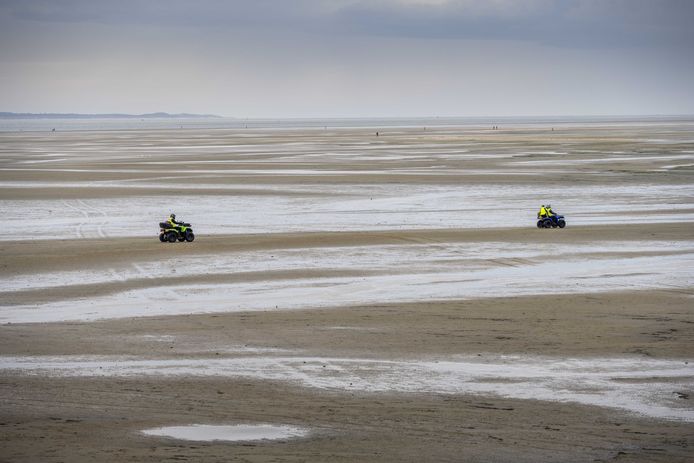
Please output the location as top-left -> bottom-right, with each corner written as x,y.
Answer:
546,204 -> 551,209
170,213 -> 176,219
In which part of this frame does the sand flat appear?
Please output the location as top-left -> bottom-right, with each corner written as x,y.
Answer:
1,122 -> 693,461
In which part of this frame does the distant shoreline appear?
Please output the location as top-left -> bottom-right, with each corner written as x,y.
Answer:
2,114 -> 693,134
2,113 -> 693,122
0,112 -> 222,119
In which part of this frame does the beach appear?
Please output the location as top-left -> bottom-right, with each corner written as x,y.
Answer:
1,120 -> 693,461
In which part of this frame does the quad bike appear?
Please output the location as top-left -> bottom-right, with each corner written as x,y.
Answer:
159,221 -> 195,243
536,214 -> 566,229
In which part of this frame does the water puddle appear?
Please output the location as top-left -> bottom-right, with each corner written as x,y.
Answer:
141,424 -> 309,442
4,354 -> 693,421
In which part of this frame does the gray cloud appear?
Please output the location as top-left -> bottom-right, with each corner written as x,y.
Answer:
1,0 -> 692,116
335,0 -> 694,48
3,0 -> 693,48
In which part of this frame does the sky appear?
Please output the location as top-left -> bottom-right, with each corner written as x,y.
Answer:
1,0 -> 693,118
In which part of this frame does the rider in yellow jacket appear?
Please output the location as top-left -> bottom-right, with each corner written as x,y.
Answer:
537,205 -> 548,219
167,213 -> 183,228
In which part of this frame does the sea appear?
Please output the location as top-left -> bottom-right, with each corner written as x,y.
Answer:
1,115 -> 693,133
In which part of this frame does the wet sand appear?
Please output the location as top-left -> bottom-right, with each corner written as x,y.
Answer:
1,122 -> 693,461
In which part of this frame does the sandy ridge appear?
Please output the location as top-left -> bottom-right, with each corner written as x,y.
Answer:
2,222 -> 691,277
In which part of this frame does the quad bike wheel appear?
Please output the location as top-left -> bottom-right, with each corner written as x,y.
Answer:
185,230 -> 195,242
536,220 -> 543,229
159,233 -> 166,242
542,219 -> 553,228
558,219 -> 566,228
166,231 -> 177,243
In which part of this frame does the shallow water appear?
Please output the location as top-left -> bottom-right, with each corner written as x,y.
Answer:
141,424 -> 309,442
3,354 -> 693,422
3,250 -> 691,323
2,183 -> 693,241
4,240 -> 690,293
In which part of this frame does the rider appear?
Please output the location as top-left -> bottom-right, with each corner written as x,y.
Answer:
545,204 -> 556,217
537,205 -> 548,219
167,213 -> 184,228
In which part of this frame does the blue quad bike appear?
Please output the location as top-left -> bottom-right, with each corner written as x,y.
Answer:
537,214 -> 566,229
159,221 -> 195,243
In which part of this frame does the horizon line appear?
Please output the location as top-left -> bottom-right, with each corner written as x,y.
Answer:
3,112 -> 694,120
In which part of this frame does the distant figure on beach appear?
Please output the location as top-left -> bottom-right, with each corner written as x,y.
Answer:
51,128 -> 55,132
376,132 -> 379,136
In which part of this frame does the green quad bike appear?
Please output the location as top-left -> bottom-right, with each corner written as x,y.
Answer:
159,221 -> 195,243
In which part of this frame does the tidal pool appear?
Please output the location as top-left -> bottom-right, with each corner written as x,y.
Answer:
141,424 -> 309,442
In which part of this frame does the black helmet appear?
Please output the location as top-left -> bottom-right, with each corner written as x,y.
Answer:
170,213 -> 176,219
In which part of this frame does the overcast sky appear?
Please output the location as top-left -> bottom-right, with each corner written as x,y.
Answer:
1,0 -> 693,117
